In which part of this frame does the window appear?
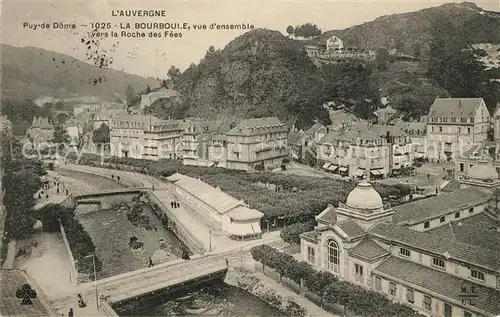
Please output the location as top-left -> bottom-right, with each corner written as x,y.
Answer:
469,207 -> 474,213
325,239 -> 340,275
468,128 -> 471,134
389,282 -> 397,296
440,216 -> 446,223
424,221 -> 430,229
399,248 -> 411,257
354,264 -> 364,283
406,289 -> 414,303
455,212 -> 460,218
458,127 -> 461,133
423,295 -> 432,311
375,276 -> 382,290
470,269 -> 485,281
307,246 -> 315,264
464,311 -> 472,317
439,127 -> 443,133
459,163 -> 464,172
432,258 -> 445,269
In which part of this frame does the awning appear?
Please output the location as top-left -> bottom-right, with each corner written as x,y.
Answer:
339,167 -> 348,172
322,163 -> 331,169
328,165 -> 338,172
414,153 -> 425,158
227,222 -> 262,236
354,170 -> 364,176
370,169 -> 383,176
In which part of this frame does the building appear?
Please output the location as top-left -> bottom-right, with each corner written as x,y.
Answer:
182,119 -> 233,167
300,181 -> 500,317
26,116 -> 54,148
109,114 -> 184,160
225,117 -> 288,171
140,87 -> 179,110
397,122 -> 427,159
73,103 -> 100,116
167,173 -> 264,240
63,118 -> 83,145
317,123 -> 413,178
91,108 -> 129,130
305,36 -> 376,67
492,104 -> 500,141
425,98 -> 490,163
374,106 -> 397,125
454,141 -> 498,179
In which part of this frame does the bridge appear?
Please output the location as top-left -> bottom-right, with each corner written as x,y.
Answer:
73,188 -> 148,200
50,250 -> 251,314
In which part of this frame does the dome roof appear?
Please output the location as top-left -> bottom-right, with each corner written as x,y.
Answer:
468,164 -> 498,180
345,182 -> 384,211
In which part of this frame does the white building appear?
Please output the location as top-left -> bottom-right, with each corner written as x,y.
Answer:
300,181 -> 500,317
167,173 -> 264,240
426,98 -> 490,162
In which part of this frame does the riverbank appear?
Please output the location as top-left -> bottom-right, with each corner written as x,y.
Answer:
225,266 -> 338,317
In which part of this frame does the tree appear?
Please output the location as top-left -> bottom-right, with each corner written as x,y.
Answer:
92,123 -> 110,146
293,23 -> 322,38
286,25 -> 294,36
167,65 -> 181,88
206,45 -> 216,57
125,85 -> 140,106
54,101 -> 65,110
145,84 -> 152,94
52,124 -> 70,145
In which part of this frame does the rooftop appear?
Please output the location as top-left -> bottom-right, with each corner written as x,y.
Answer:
166,173 -> 244,214
426,213 -> 500,251
348,238 -> 389,261
392,188 -> 491,225
336,219 -> 366,238
319,123 -> 406,144
227,206 -> 264,221
373,256 -> 500,316
369,223 -> 500,272
227,117 -> 287,136
427,98 -> 486,119
0,270 -> 52,316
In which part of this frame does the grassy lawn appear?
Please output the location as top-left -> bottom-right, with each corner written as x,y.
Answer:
76,195 -> 185,279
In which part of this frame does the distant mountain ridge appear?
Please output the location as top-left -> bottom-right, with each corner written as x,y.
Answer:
1,44 -> 157,101
319,2 -> 500,57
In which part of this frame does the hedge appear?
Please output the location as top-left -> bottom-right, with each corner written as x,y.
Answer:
251,245 -> 425,317
75,154 -> 411,225
280,221 -> 316,244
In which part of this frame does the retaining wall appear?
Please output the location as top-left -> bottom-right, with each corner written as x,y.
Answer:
58,219 -> 78,285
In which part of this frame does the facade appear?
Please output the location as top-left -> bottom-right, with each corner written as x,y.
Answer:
374,106 -> 397,125
317,123 -> 413,178
63,118 -> 83,145
140,87 -> 179,110
454,141 -> 498,179
167,173 -> 264,239
426,98 -> 490,162
305,36 -> 376,67
300,181 -> 500,317
397,122 -> 427,159
73,103 -> 100,116
225,117 -> 288,171
26,116 -> 54,147
182,120 -> 233,167
492,104 -> 500,141
92,109 -> 129,130
109,114 -> 184,160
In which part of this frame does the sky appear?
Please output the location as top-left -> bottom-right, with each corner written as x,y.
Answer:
2,0 -> 499,78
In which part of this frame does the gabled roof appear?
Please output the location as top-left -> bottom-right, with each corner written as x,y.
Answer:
166,173 -> 244,214
227,117 -> 287,136
348,238 -> 389,261
316,205 -> 336,225
304,123 -> 324,137
427,98 -> 486,118
426,213 -> 500,252
227,206 -> 264,221
373,256 -> 500,316
319,123 -> 406,144
336,219 -> 366,238
369,223 -> 500,272
392,188 -> 490,225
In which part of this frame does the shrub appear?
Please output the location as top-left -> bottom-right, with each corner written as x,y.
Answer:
251,245 -> 425,317
280,221 -> 315,244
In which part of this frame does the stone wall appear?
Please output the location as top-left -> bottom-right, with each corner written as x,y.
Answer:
58,219 -> 78,285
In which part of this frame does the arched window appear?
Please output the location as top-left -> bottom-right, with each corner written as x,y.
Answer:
325,239 -> 340,275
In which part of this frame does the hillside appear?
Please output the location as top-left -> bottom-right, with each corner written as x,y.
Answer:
150,2 -> 500,128
1,44 -> 157,101
319,2 -> 500,57
171,29 -> 333,128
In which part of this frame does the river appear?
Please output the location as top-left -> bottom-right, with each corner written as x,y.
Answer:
54,168 -> 288,316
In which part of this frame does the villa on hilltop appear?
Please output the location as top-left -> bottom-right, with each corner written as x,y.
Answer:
305,36 -> 376,67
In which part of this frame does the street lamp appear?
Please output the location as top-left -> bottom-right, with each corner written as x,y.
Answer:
84,253 -> 98,309
208,230 -> 212,252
